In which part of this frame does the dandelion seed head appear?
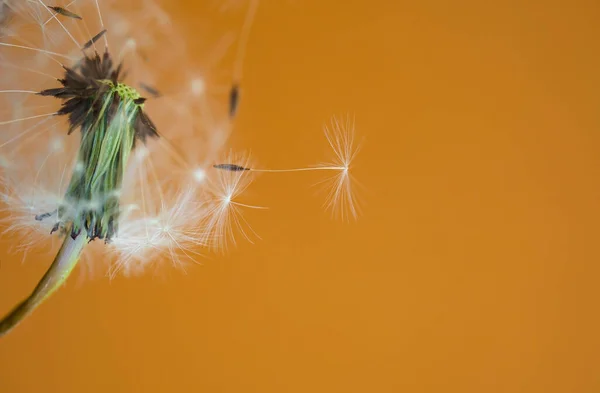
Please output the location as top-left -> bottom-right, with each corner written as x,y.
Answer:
0,0 -> 221,272
0,0 -> 360,282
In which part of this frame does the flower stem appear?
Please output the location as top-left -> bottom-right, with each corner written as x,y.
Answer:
0,233 -> 87,337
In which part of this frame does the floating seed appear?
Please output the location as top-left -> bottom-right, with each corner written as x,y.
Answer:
229,83 -> 240,119
140,83 -> 160,97
82,29 -> 107,50
49,6 -> 82,20
213,163 -> 250,172
35,210 -> 57,221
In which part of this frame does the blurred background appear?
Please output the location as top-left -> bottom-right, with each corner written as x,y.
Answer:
1,0 -> 600,391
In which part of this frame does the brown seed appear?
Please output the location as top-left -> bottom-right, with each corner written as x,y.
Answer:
213,163 -> 250,172
49,6 -> 82,20
140,83 -> 161,97
229,83 -> 240,119
82,29 -> 107,50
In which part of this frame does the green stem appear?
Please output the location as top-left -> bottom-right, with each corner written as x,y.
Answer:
0,233 -> 87,337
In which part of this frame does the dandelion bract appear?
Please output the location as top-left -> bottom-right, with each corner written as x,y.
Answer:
0,0 -> 362,336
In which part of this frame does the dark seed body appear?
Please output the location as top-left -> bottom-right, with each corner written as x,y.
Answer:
140,83 -> 161,97
82,29 -> 107,50
229,84 -> 240,118
49,6 -> 82,20
213,163 -> 250,172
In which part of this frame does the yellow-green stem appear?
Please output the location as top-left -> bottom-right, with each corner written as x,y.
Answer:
0,233 -> 87,337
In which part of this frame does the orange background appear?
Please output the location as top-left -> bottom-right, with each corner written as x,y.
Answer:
2,0 -> 600,391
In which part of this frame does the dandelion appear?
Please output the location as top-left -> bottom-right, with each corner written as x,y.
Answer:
0,0 -> 210,336
0,0 -> 361,337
